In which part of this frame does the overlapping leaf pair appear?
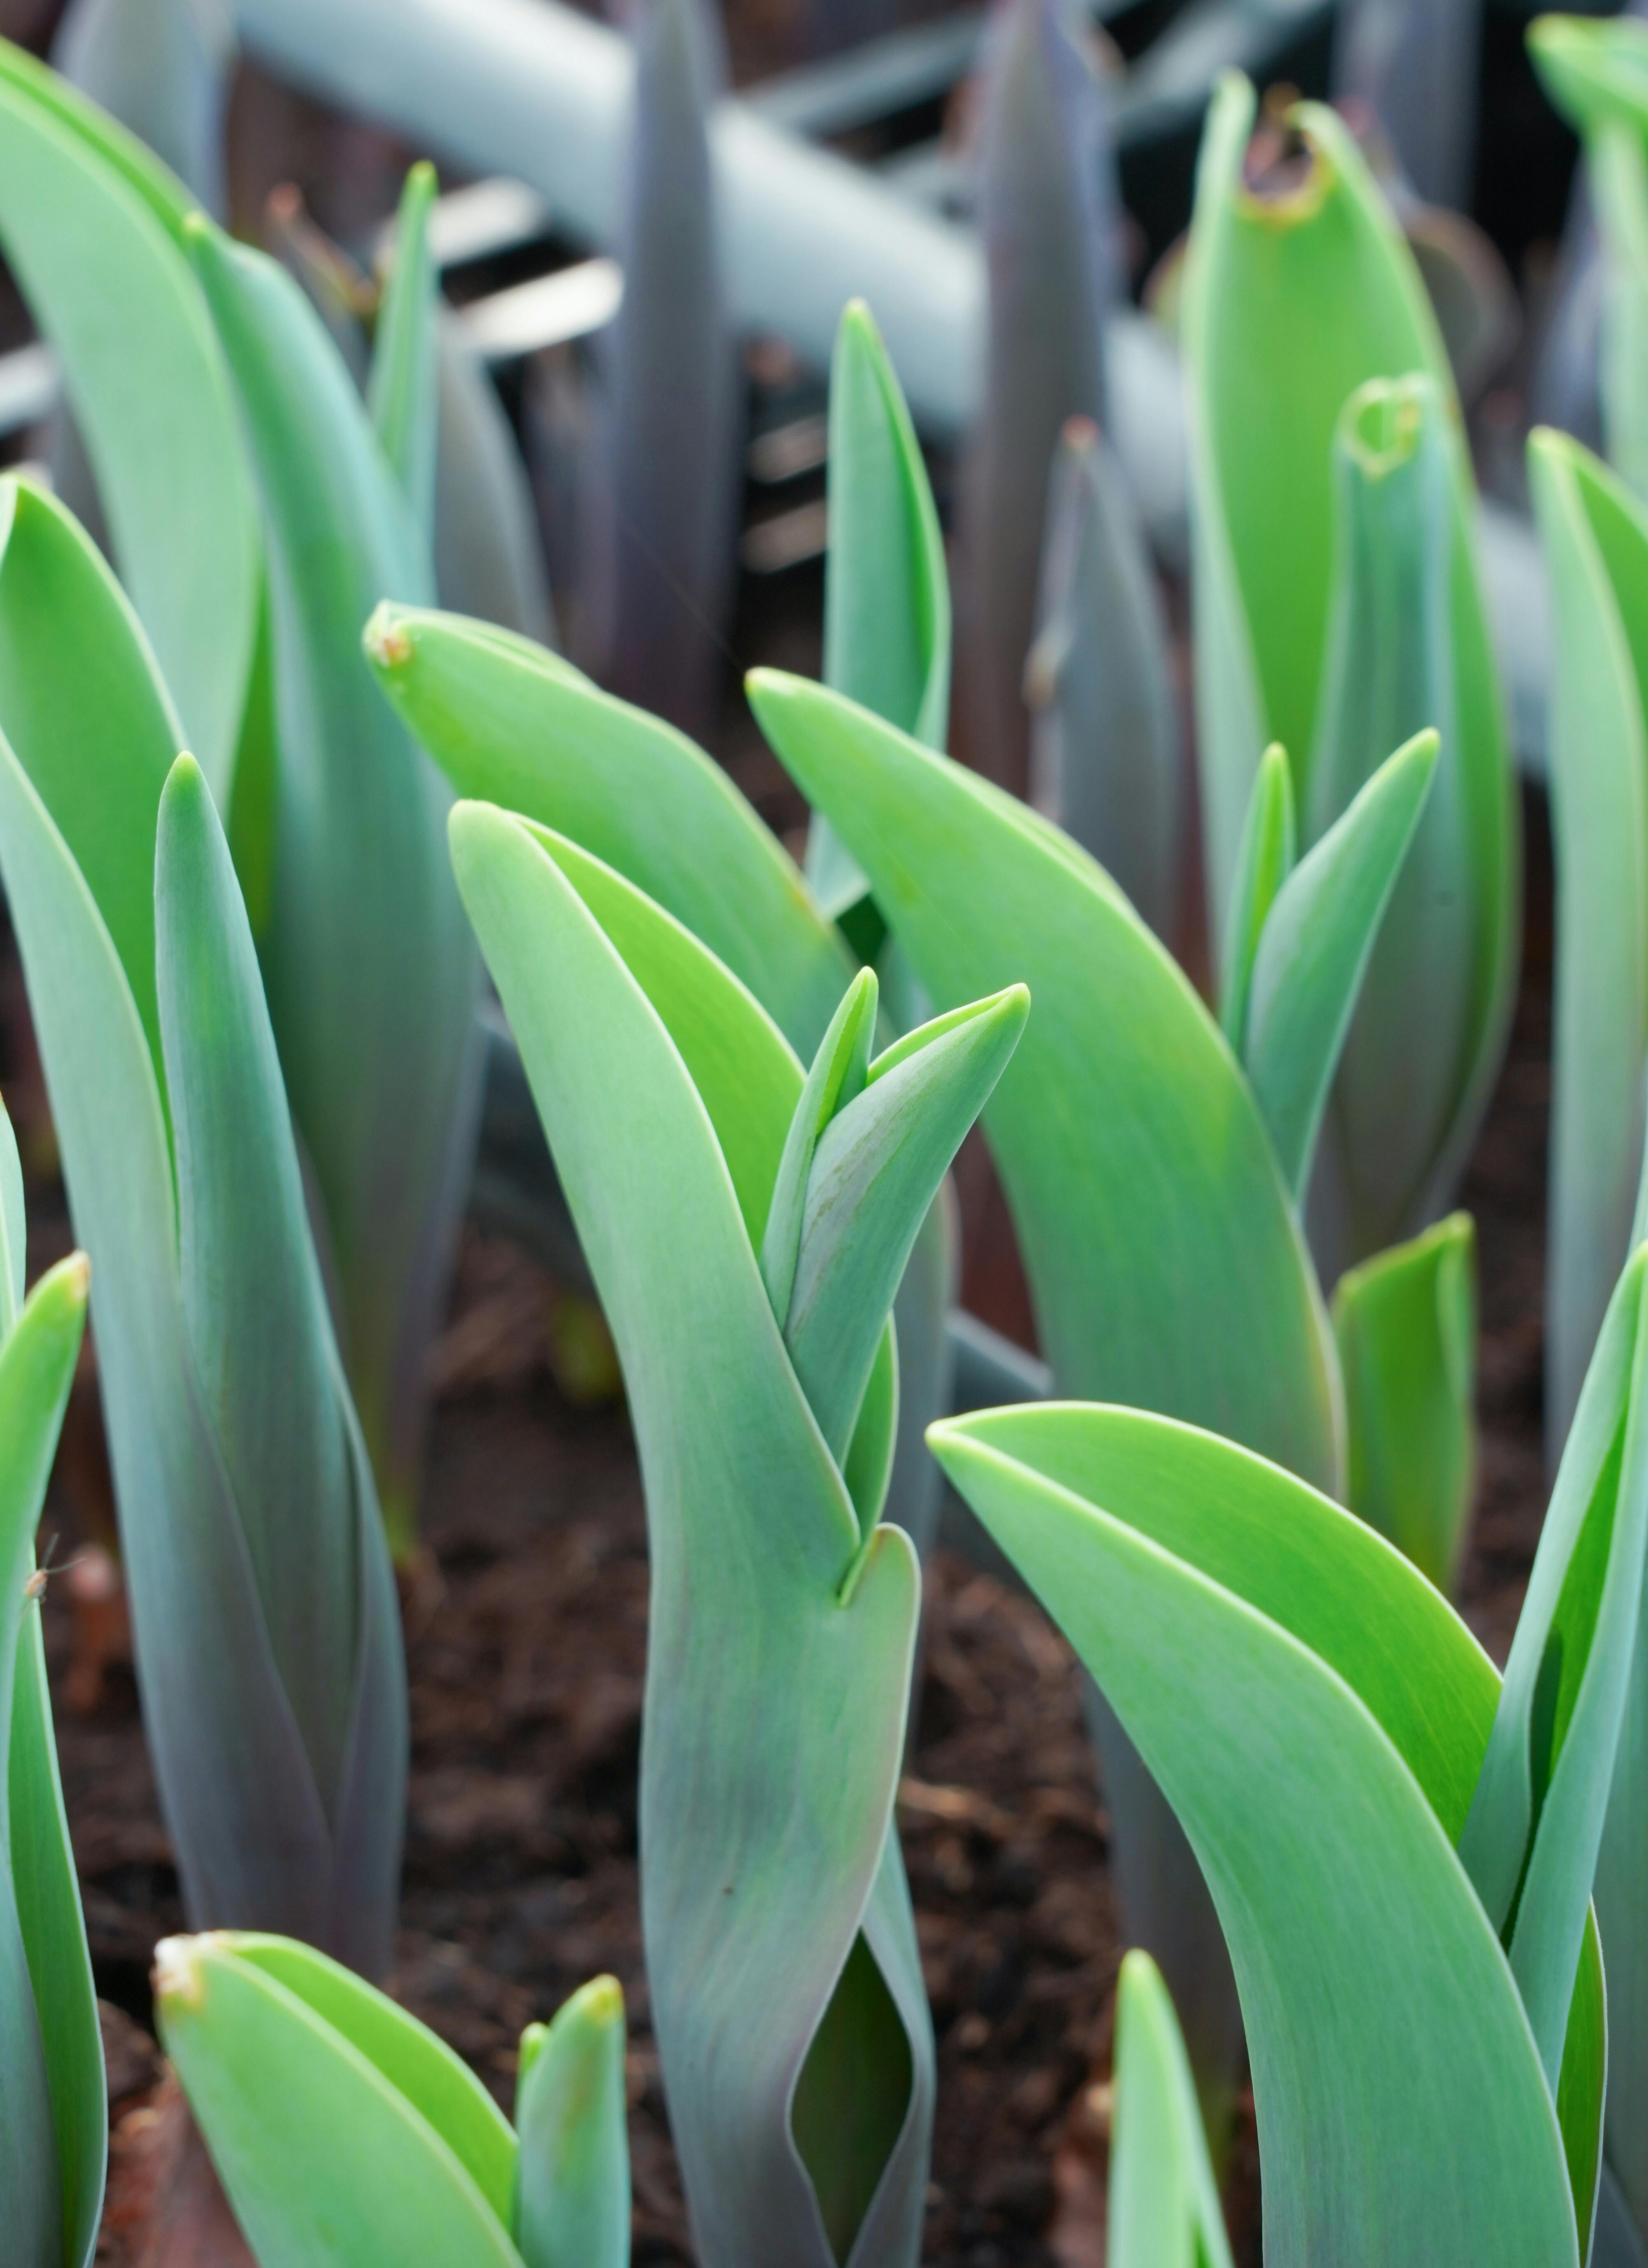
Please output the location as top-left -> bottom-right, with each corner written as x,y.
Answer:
0,478 -> 405,1970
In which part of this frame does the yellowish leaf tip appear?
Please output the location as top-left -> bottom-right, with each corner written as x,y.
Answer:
363,604 -> 413,671
152,1934 -> 211,2011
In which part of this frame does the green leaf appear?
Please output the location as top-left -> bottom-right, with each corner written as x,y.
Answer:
0,1254 -> 99,2268
928,1401 -> 1594,2262
226,1934 -> 516,2223
187,219 -> 480,1548
1244,728 -> 1438,1199
434,319 -> 558,648
1309,374 -> 1488,1260
0,476 -> 394,1966
513,1976 -> 630,2268
807,298 -> 949,924
365,602 -> 852,1058
449,801 -> 930,2266
747,669 -> 1342,1493
1219,739 -> 1295,1052
155,1933 -> 524,2268
0,1090 -> 23,1333
762,968 -> 878,1325
1529,428 -> 1648,1454
1333,1212 -> 1477,1594
0,38 -> 258,799
370,161 -> 440,545
1182,73 -> 1517,1247
1462,1250 -> 1648,2085
1107,1952 -> 1234,2268
154,753 -> 363,1823
1024,416 -> 1182,948
783,985 -> 1029,1467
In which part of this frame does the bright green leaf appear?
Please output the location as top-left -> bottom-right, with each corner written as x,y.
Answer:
514,1976 -> 630,2268
370,161 -> 440,545
1219,739 -> 1295,1052
1107,1951 -> 1234,2268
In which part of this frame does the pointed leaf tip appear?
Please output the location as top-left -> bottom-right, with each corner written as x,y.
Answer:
363,602 -> 414,671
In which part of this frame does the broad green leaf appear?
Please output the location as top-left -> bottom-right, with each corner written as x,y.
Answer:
365,602 -> 852,1058
1025,415 -> 1182,948
0,39 -> 258,798
1107,1952 -> 1233,2268
154,754 -> 360,1818
1182,73 -> 1517,1247
1218,740 -> 1295,1052
784,985 -> 1029,1465
1463,1251 -> 1648,2084
1309,374 -> 1486,1260
1244,729 -> 1438,1199
451,801 -> 930,2265
1529,428 -> 1648,1454
370,161 -> 440,545
747,669 -> 1343,1493
1531,16 -> 1648,500
928,1402 -> 1594,2263
807,298 -> 949,925
187,219 -> 480,1549
513,1977 -> 630,2268
0,1255 -> 97,2268
227,1934 -> 515,2222
0,478 -> 339,1941
155,1933 -> 524,2268
1333,1212 -> 1477,1594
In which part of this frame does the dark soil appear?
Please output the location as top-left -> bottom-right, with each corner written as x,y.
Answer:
22,788 -> 1555,2268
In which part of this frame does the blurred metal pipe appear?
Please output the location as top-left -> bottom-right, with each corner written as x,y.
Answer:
231,0 -> 987,435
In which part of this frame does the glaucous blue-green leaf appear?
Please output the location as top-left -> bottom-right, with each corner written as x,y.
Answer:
1333,1212 -> 1477,1594
52,0 -> 233,215
155,1933 -> 524,2268
960,0 -> 1114,794
747,669 -> 1342,1490
0,1246 -> 100,2268
1025,414 -> 1182,948
928,1402 -> 1600,2264
435,319 -> 558,649
1219,740 -> 1295,1051
513,1976 -> 630,2268
450,803 -> 936,2266
807,297 -> 950,927
593,0 -> 737,734
1182,73 -> 1517,1254
1531,16 -> 1648,501
1463,1250 -> 1648,2090
1333,0 -> 1480,211
187,218 -> 481,1554
1309,375 -> 1491,1264
1244,728 -> 1438,1199
365,602 -> 851,1058
1529,428 -> 1648,1456
370,161 -> 440,547
0,477 -> 405,1974
1107,1951 -> 1233,2268
0,40 -> 256,800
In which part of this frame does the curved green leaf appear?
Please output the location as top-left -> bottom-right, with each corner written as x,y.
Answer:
513,1977 -> 630,2268
434,318 -> 558,649
1219,739 -> 1295,1052
188,219 -> 480,1547
1530,428 -> 1648,1454
762,968 -> 878,1325
747,668 -> 1342,1492
0,38 -> 258,798
1333,1211 -> 1477,1594
1107,1952 -> 1233,2268
928,1401 -> 1592,2263
1,1254 -> 98,2268
365,602 -> 851,1058
1245,728 -> 1438,1199
155,1933 -> 524,2268
1463,1250 -> 1648,2084
808,297 -> 949,925
370,161 -> 440,545
1183,73 -> 1517,1252
450,802 -> 930,2266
